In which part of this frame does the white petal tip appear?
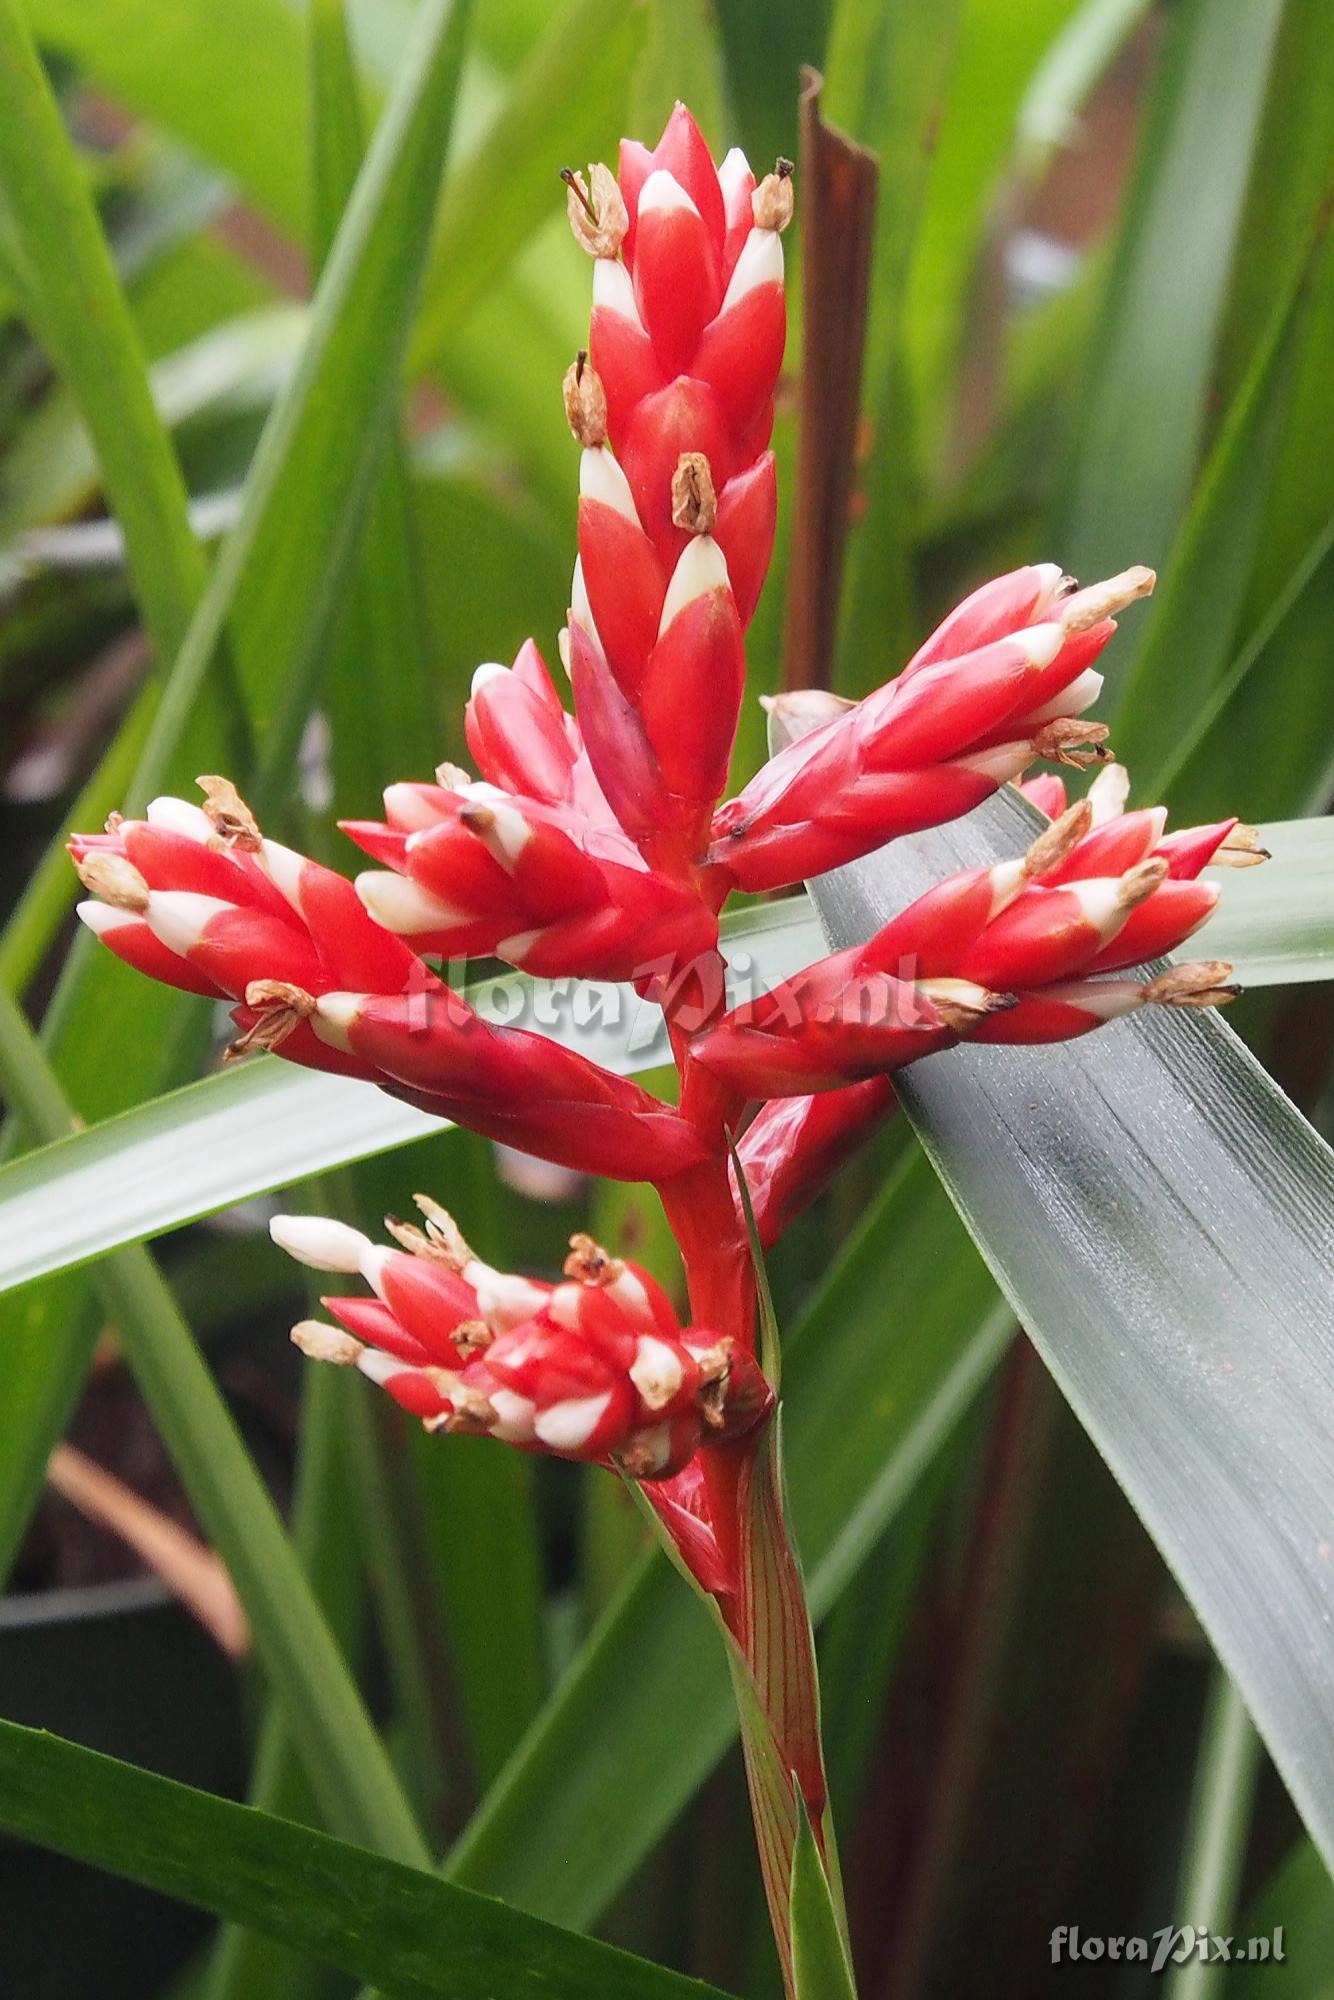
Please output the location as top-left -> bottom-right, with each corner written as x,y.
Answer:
470,661 -> 509,697
637,169 -> 698,217
269,1215 -> 370,1273
144,891 -> 232,957
659,535 -> 730,633
76,900 -> 137,938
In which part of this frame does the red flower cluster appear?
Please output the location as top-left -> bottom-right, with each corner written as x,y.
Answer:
271,1203 -> 770,1482
69,105 -> 1257,1526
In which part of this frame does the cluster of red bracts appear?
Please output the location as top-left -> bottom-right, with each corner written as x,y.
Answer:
694,788 -> 1257,1098
66,102 -> 1260,1497
270,1200 -> 772,1480
70,779 -> 708,1183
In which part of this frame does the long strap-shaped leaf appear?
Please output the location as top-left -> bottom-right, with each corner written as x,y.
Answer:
0,1718 -> 730,2000
805,783 -> 1334,1873
2,822 -> 1330,1299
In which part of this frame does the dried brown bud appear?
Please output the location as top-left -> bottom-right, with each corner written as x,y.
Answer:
921,978 -> 1019,1034
1057,565 -> 1156,635
1023,797 -> 1094,878
1033,719 -> 1113,769
412,1193 -> 472,1271
440,1385 -> 498,1437
563,163 -> 628,258
670,452 -> 717,535
1215,824 -> 1269,867
434,760 -> 473,792
452,1319 -> 493,1360
1142,962 -> 1240,1009
197,775 -> 261,850
1115,856 -> 1169,911
563,351 -> 608,447
752,158 -> 794,232
226,981 -> 315,1059
74,850 -> 149,913
564,1232 -> 624,1287
291,1320 -> 362,1367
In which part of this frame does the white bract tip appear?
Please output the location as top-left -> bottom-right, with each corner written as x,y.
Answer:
144,891 -> 232,957
1023,668 -> 1103,725
637,168 -> 698,218
630,1336 -> 685,1412
956,741 -> 1034,784
607,1267 -> 654,1329
270,1214 -> 371,1273
470,661 -> 508,697
146,796 -> 214,842
1068,877 -> 1134,938
487,1389 -> 537,1444
470,799 -> 533,869
473,1269 -> 548,1336
258,839 -> 308,912
1088,762 -> 1131,826
579,446 -> 640,525
354,1347 -> 406,1388
1018,621 -> 1064,669
383,783 -> 447,832
76,900 -> 138,938
660,534 -> 730,634
592,255 -> 643,328
355,870 -> 464,935
310,991 -> 366,1052
986,858 -> 1028,918
1043,978 -> 1144,1023
494,929 -> 542,966
1029,562 -> 1068,614
718,146 -> 753,204
534,1392 -> 612,1453
721,225 -> 784,310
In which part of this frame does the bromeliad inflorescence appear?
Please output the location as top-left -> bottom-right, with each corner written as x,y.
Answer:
68,101 -> 1263,1991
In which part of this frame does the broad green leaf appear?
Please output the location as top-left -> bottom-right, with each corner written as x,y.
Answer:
808,784 -> 1334,1876
1,828 -> 1327,1300
1051,0 -> 1283,631
0,1718 -> 731,2000
789,1798 -> 858,2000
1229,1840 -> 1334,1998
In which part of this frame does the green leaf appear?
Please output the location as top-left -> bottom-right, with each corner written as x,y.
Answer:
1,833 -> 1328,1300
1229,1840 -> 1334,1997
789,1796 -> 858,2000
0,1718 -> 732,2000
18,0 -> 311,236
1162,1669 -> 1263,2000
1110,238 -> 1322,770
0,0 -> 206,662
808,783 -> 1334,1876
1051,0 -> 1284,621
308,0 -> 438,822
0,987 -> 427,1867
408,0 -> 645,374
